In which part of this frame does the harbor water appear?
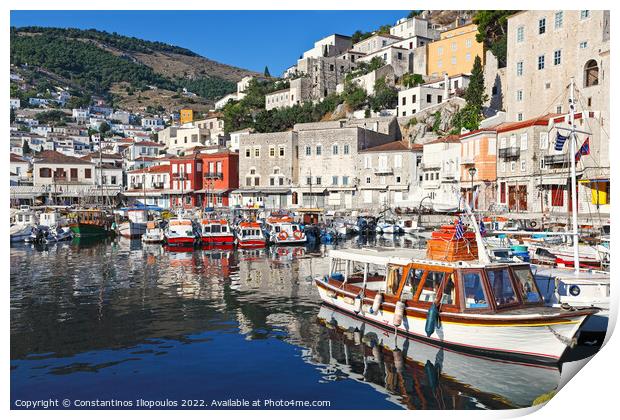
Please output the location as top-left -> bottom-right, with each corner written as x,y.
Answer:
10,235 -> 593,410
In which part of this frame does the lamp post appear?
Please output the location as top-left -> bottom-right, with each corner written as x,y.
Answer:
468,166 -> 477,210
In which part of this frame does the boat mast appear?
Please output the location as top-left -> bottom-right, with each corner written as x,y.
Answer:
568,78 -> 580,271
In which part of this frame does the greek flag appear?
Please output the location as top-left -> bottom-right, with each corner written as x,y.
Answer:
575,138 -> 590,163
555,132 -> 569,151
454,218 -> 465,240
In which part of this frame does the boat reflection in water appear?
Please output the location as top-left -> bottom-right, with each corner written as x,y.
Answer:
315,305 -> 561,409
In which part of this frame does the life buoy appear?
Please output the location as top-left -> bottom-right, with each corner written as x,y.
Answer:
530,220 -> 538,228
293,230 -> 303,240
277,231 -> 288,241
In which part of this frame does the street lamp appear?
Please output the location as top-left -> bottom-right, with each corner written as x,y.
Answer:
468,166 -> 477,210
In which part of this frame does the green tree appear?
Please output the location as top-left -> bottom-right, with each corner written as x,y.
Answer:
402,73 -> 425,88
473,10 -> 518,68
407,11 -> 422,19
450,55 -> 488,133
23,140 -> 31,155
369,77 -> 398,112
10,107 -> 15,124
264,66 -> 271,78
341,81 -> 367,110
99,121 -> 111,134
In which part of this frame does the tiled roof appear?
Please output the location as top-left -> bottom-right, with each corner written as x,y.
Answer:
360,141 -> 410,153
495,114 -> 560,133
133,141 -> 162,147
10,153 -> 27,163
424,134 -> 461,145
34,150 -> 93,165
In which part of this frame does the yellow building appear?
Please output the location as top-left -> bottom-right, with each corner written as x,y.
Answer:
426,24 -> 484,78
179,108 -> 194,125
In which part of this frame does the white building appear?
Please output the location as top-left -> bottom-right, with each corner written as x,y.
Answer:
302,34 -> 352,59
418,135 -> 462,209
10,98 -> 20,109
125,164 -> 171,209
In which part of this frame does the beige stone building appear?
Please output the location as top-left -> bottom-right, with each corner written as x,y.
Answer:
505,10 -> 610,214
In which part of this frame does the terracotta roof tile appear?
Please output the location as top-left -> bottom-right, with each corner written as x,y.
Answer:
34,150 -> 93,165
128,164 -> 171,174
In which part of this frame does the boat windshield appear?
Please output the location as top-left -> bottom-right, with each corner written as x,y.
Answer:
416,271 -> 444,303
512,266 -> 543,303
487,268 -> 518,307
462,271 -> 489,309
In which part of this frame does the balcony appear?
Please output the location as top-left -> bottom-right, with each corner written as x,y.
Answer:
460,156 -> 475,165
373,167 -> 393,175
498,147 -> 520,159
544,153 -> 570,166
419,162 -> 440,171
204,172 -> 223,180
131,183 -> 143,190
153,182 -> 165,190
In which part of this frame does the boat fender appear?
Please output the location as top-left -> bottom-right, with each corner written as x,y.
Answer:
393,349 -> 404,373
343,296 -> 355,305
370,293 -> 383,314
530,220 -> 538,228
371,344 -> 383,363
424,360 -> 440,390
354,295 -> 363,313
393,301 -> 406,327
560,302 -> 575,311
425,303 -> 440,337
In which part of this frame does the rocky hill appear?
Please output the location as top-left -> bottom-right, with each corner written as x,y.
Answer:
10,27 -> 261,112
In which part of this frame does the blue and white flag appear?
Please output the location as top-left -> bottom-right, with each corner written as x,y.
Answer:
555,132 -> 569,151
454,218 -> 465,240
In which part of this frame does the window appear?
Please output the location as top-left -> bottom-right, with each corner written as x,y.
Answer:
269,178 -> 275,186
245,148 -> 251,158
279,146 -> 285,157
396,176 -> 401,183
305,145 -> 311,156
402,97 -> 407,105
426,94 -> 432,103
520,133 -> 528,150
316,176 -> 322,185
437,59 -> 442,68
539,133 -> 549,150
70,168 -> 78,179
437,95 -> 443,103
513,267 -> 542,303
269,146 -> 275,157
539,18 -> 546,34
538,55 -> 545,70
510,161 -> 516,172
465,53 -> 471,61
584,60 -> 599,87
402,268 -> 424,300
306,176 -> 312,185
437,46 -> 443,55
462,272 -> 489,309
364,156 -> 372,169
394,155 -> 402,168
254,177 -> 260,186
342,176 -> 349,185
366,177 -> 371,184
551,185 -> 564,206
466,39 -> 472,48
316,145 -> 322,156
39,167 -> 51,178
451,42 -> 457,51
554,11 -> 563,29
439,273 -> 457,305
516,61 -> 523,76
332,176 -> 338,185
254,148 -> 260,157
412,94 -> 417,103
487,268 -> 518,306
516,26 -> 524,43
416,271 -> 444,302
540,158 -> 545,170
332,144 -> 338,155
245,177 -> 252,186
520,159 -> 526,171
579,41 -> 588,49
517,113 -> 523,121
85,168 -> 92,178
516,90 -> 523,101
581,10 -> 590,19
554,49 -> 562,65
556,105 -> 562,113
343,144 -> 350,155
451,56 -> 456,65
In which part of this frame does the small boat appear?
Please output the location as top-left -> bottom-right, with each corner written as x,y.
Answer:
68,209 -> 113,237
165,211 -> 199,246
530,244 -> 609,270
534,265 -> 609,341
313,220 -> 596,364
43,226 -> 73,243
199,218 -> 235,245
236,221 -> 266,248
265,216 -> 306,245
10,207 -> 38,242
118,208 -> 148,239
375,220 -> 402,234
397,218 -> 420,235
142,220 -> 166,244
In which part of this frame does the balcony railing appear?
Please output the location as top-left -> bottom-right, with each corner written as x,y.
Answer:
131,183 -> 143,190
373,167 -> 393,175
544,153 -> 570,166
419,162 -> 440,171
153,182 -> 165,189
460,156 -> 475,165
498,147 -> 520,159
204,172 -> 223,180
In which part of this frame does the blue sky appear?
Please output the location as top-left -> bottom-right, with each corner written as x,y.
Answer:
10,10 -> 408,75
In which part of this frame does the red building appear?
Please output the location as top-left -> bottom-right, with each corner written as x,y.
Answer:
199,151 -> 239,208
169,154 -> 203,208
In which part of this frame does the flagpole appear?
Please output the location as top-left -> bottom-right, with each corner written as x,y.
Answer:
569,77 -> 580,272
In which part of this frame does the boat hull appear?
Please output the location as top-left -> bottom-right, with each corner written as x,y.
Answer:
238,239 -> 266,248
69,223 -> 110,238
201,235 -> 235,245
118,222 -> 147,239
166,236 -> 197,246
315,279 -> 589,364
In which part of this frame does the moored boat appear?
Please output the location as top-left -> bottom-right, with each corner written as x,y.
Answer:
236,221 -> 266,248
265,216 -> 306,245
142,219 -> 166,244
118,208 -> 148,239
165,212 -> 199,246
313,221 -> 596,364
199,218 -> 235,245
68,209 -> 113,237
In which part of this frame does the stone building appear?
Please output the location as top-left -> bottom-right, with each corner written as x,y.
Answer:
295,125 -> 393,209
505,10 -> 610,211
235,131 -> 299,209
357,141 -> 423,210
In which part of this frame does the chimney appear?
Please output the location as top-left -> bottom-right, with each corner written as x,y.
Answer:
443,73 -> 449,102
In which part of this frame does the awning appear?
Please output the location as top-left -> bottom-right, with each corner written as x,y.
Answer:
295,187 -> 327,194
230,189 -> 259,194
327,187 -> 356,192
259,188 -> 291,194
194,188 -> 229,194
579,178 -> 610,183
537,177 -> 568,186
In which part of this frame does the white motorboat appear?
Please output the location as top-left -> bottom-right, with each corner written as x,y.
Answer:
376,221 -> 401,234
118,208 -> 148,239
10,207 -> 38,242
397,218 -> 420,235
265,216 -> 306,245
165,210 -> 199,246
43,226 -> 73,243
142,219 -> 165,244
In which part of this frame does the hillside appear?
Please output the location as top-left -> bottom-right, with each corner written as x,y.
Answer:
10,26 -> 261,111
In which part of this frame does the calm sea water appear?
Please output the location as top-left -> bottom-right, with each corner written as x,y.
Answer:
10,235 -> 584,409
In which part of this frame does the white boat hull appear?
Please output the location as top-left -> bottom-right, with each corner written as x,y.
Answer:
316,280 -> 587,363
10,225 -> 33,242
119,222 -> 147,238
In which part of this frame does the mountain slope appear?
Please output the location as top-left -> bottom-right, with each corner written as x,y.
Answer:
10,27 -> 260,110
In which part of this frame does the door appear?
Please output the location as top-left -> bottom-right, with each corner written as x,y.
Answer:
508,186 -> 517,211
344,192 -> 353,209
518,185 -> 528,211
